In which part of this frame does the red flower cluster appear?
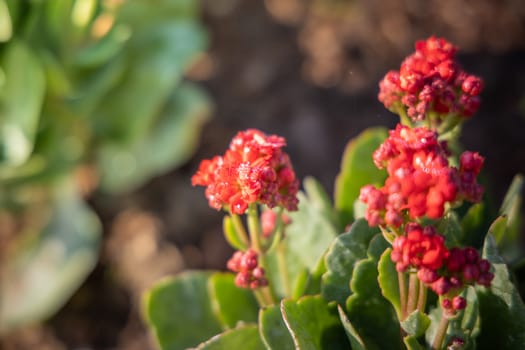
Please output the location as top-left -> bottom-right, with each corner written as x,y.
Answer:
227,249 -> 268,289
391,224 -> 448,272
378,36 -> 483,121
192,129 -> 299,214
391,224 -> 494,296
359,124 -> 483,226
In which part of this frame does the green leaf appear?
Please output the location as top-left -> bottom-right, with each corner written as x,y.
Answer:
437,212 -> 461,247
476,233 -> 525,349
208,273 -> 259,329
460,202 -> 492,248
403,335 -> 425,350
0,183 -> 100,332
401,310 -> 430,337
334,127 -> 388,225
499,174 -> 523,238
196,325 -> 266,350
321,218 -> 379,305
345,258 -> 401,350
94,20 -> 207,144
488,215 -> 508,246
267,177 -> 339,298
98,83 -> 211,192
281,295 -> 350,350
337,305 -> 369,350
0,0 -> 13,42
378,248 -> 402,319
143,271 -> 223,350
0,40 -> 46,167
223,216 -> 248,251
259,304 -> 295,350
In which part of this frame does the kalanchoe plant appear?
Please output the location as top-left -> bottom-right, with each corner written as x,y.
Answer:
143,37 -> 525,350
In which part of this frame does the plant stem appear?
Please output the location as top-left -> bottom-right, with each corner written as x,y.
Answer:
417,281 -> 428,313
398,271 -> 408,319
277,242 -> 291,296
432,313 -> 450,350
397,106 -> 413,128
230,213 -> 249,246
406,272 -> 419,316
247,204 -> 262,253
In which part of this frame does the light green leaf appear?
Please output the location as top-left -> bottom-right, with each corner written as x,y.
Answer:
378,248 -> 401,319
0,0 -> 12,42
259,304 -> 294,350
143,271 -> 223,350
321,218 -> 379,306
98,83 -> 211,192
281,295 -> 349,350
208,273 -> 258,329
334,127 -> 388,225
0,184 -> 100,333
0,40 -> 45,167
223,216 -> 248,251
403,335 -> 425,350
337,305 -> 369,350
196,325 -> 266,350
401,310 -> 430,337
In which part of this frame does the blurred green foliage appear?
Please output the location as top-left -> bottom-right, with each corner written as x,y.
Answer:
0,0 -> 210,332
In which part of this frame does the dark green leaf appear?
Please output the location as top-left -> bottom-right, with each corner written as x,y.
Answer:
334,127 -> 388,225
196,325 -> 266,350
476,233 -> 525,349
281,295 -> 349,350
143,271 -> 223,350
208,273 -> 259,329
259,304 -> 294,350
401,310 -> 430,337
321,219 -> 379,305
345,258 -> 401,350
403,335 -> 425,350
460,203 -> 488,246
337,305 -> 369,350
0,184 -> 100,332
437,212 -> 461,247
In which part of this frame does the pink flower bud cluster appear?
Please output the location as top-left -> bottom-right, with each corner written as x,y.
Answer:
441,295 -> 467,314
391,223 -> 494,295
378,36 -> 483,121
359,124 -> 484,227
227,249 -> 268,289
192,129 -> 299,214
260,209 -> 292,238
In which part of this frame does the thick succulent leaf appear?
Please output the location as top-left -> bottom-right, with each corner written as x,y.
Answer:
378,248 -> 402,319
94,20 -> 207,143
259,304 -> 294,350
98,83 -> 211,192
334,127 -> 388,225
0,184 -> 100,332
401,310 -> 430,337
475,234 -> 525,349
196,325 -> 266,350
223,216 -> 248,251
281,295 -> 349,350
208,273 -> 259,329
437,212 -> 461,247
345,258 -> 401,350
403,335 -> 425,350
0,40 -> 45,167
267,177 -> 339,298
460,203 -> 489,247
321,219 -> 379,306
337,305 -> 369,350
499,174 -> 523,239
143,271 -> 223,350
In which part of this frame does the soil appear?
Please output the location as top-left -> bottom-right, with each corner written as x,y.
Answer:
2,0 -> 525,349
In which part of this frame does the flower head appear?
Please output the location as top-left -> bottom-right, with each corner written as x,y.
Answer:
192,129 -> 299,214
378,36 -> 483,124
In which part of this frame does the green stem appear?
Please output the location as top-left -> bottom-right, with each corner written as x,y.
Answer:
397,106 -> 413,127
417,281 -> 428,313
432,313 -> 450,350
398,271 -> 407,320
247,204 -> 262,253
406,272 -> 419,316
230,213 -> 249,246
277,242 -> 291,296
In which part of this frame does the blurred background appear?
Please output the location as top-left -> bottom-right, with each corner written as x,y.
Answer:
1,0 -> 524,349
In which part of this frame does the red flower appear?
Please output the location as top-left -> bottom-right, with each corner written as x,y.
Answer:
192,129 -> 299,214
227,249 -> 268,289
391,224 -> 449,272
378,36 -> 483,122
361,124 -> 484,226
